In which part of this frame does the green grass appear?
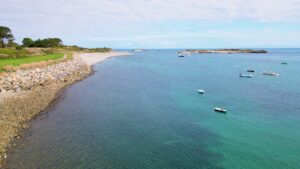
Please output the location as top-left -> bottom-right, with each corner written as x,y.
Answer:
0,53 -> 64,71
0,48 -> 29,58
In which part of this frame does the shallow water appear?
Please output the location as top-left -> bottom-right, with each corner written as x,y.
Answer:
6,49 -> 300,169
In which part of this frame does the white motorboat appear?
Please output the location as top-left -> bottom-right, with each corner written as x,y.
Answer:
247,69 -> 255,73
262,72 -> 279,76
133,49 -> 144,52
214,108 -> 227,113
197,89 -> 205,94
239,73 -> 253,78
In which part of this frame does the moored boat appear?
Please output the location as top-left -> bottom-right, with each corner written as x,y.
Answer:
247,69 -> 255,73
214,107 -> 227,113
177,51 -> 190,57
262,72 -> 279,76
281,62 -> 288,65
197,89 -> 205,94
133,49 -> 144,52
239,73 -> 253,78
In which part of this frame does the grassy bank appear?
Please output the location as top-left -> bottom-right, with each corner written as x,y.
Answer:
0,53 -> 64,72
0,47 -> 112,72
0,48 -> 68,72
0,48 -> 28,58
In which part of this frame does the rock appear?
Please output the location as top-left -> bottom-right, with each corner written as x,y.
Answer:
12,85 -> 19,90
6,77 -> 13,83
0,88 -> 6,93
15,87 -> 21,93
0,57 -> 89,94
2,83 -> 11,90
35,68 -> 41,72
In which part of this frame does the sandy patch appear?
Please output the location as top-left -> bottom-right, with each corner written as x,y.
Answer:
78,52 -> 131,65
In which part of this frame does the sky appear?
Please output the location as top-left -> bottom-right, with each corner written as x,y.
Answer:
1,0 -> 300,49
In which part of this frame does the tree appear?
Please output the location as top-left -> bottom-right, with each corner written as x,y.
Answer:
0,26 -> 14,48
6,39 -> 19,48
22,37 -> 34,47
31,38 -> 63,48
32,39 -> 42,47
50,38 -> 63,47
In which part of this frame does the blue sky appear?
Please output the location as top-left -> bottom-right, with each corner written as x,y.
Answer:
1,0 -> 300,49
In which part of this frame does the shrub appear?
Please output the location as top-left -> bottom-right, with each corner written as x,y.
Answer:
22,38 -> 34,47
16,46 -> 24,50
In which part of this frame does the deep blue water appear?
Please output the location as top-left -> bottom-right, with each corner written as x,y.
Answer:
6,49 -> 300,169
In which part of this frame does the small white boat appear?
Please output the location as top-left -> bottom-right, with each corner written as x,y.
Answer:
214,107 -> 227,113
239,73 -> 253,78
262,72 -> 279,76
133,49 -> 144,52
177,51 -> 190,57
197,89 -> 205,94
247,69 -> 255,73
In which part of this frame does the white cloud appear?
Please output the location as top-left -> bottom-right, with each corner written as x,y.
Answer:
1,0 -> 300,24
1,0 -> 300,48
85,28 -> 300,48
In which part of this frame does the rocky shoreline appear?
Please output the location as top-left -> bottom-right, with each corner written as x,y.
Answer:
0,54 -> 91,167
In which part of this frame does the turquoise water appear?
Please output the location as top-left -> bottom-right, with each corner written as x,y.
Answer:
6,49 -> 300,169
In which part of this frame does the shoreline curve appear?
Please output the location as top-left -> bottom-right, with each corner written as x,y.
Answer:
0,51 -> 130,167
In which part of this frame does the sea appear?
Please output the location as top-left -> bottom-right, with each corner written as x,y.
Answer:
5,49 -> 300,169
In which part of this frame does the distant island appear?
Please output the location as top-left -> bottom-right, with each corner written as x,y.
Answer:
180,49 -> 267,54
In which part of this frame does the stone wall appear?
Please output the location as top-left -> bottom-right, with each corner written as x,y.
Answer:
0,56 -> 89,94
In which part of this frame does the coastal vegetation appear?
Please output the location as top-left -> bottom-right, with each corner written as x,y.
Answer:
63,45 -> 112,53
22,38 -> 62,48
0,48 -> 29,58
0,53 -> 64,71
0,26 -> 111,72
0,26 -> 14,48
0,48 -> 66,72
0,26 -> 112,52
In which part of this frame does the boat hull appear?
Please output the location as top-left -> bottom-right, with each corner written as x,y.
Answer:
239,74 -> 253,78
214,108 -> 227,114
262,72 -> 279,76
